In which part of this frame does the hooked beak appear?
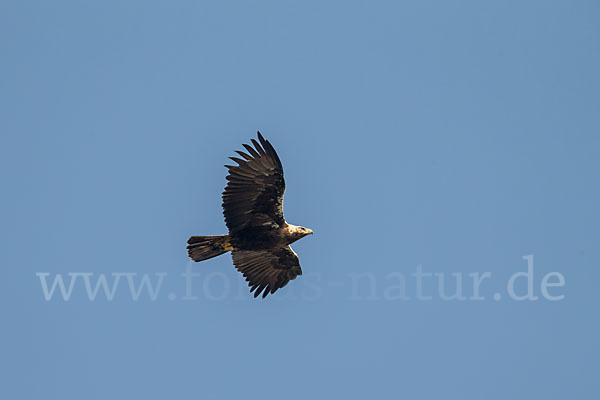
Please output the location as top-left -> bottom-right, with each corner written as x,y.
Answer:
308,229 -> 314,235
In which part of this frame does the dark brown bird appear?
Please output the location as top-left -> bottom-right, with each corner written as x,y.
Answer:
187,132 -> 313,298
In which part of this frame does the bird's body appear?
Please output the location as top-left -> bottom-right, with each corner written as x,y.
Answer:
230,224 -> 309,250
187,132 -> 312,298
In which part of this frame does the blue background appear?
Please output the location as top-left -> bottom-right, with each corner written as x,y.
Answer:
2,1 -> 599,399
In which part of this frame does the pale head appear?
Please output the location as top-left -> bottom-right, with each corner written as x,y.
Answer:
285,224 -> 314,242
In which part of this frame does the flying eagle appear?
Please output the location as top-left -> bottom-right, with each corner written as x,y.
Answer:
187,132 -> 313,298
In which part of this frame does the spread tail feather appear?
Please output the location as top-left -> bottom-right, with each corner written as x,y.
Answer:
187,234 -> 232,262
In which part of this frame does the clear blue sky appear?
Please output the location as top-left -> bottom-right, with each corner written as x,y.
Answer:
1,1 -> 599,399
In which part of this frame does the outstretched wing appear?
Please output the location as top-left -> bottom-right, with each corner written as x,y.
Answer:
222,132 -> 285,234
232,246 -> 302,298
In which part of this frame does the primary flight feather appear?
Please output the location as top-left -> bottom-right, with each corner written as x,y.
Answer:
187,131 -> 313,298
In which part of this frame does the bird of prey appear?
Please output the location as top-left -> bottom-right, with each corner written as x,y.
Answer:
187,132 -> 313,298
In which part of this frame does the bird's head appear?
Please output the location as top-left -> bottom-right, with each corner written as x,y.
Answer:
287,224 -> 314,241
300,226 -> 314,237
